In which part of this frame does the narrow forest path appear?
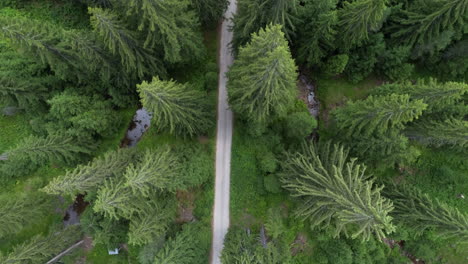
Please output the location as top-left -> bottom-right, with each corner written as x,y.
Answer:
211,0 -> 237,263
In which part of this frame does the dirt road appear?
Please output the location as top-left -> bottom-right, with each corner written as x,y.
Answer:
211,0 -> 237,263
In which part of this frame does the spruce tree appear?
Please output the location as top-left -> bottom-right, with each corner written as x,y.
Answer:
0,77 -> 48,112
137,77 -> 213,137
384,184 -> 468,242
93,179 -> 138,220
281,141 -> 395,241
0,134 -> 91,178
232,0 -> 298,50
124,148 -> 181,196
333,94 -> 427,137
0,195 -> 47,238
190,0 -> 229,27
406,119 -> 468,150
228,24 -> 298,123
295,0 -> 338,66
372,79 -> 468,114
43,148 -> 137,196
338,0 -> 388,49
121,0 -> 204,63
391,0 -> 467,51
89,7 -> 164,78
0,225 -> 81,264
154,225 -> 201,264
128,200 -> 174,246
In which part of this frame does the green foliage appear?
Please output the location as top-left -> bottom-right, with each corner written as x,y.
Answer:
376,46 -> 414,81
93,179 -> 137,220
128,200 -> 174,246
322,54 -> 349,77
284,112 -> 317,141
80,208 -> 129,248
281,141 -> 395,241
153,224 -> 205,264
138,77 -> 213,137
0,194 -> 47,238
44,91 -> 120,140
263,175 -> 282,194
190,0 -> 228,27
406,119 -> 468,150
333,94 -> 427,137
124,148 -> 181,196
89,7 -> 164,78
265,208 -> 285,239
228,24 -> 298,123
0,134 -> 91,180
258,151 -> 278,174
232,0 -> 298,50
175,143 -> 214,188
0,225 -> 82,264
42,148 -> 137,196
122,0 -> 205,63
294,0 -> 338,66
384,184 -> 468,243
372,79 -> 468,114
344,33 -> 386,83
338,0 -> 388,49
390,0 -> 467,54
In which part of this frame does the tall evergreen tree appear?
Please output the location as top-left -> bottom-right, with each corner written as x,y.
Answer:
154,225 -> 202,264
372,79 -> 468,114
190,0 -> 229,27
0,226 -> 81,264
137,77 -> 213,137
391,0 -> 468,52
333,94 -> 427,137
124,148 -> 181,196
93,179 -> 138,220
0,195 -> 47,238
384,184 -> 468,242
406,119 -> 468,150
43,148 -> 137,196
232,0 -> 298,50
128,200 -> 174,246
281,142 -> 395,241
89,7 -> 164,78
120,0 -> 204,63
295,0 -> 338,66
0,134 -> 92,179
228,24 -> 298,123
338,0 -> 388,49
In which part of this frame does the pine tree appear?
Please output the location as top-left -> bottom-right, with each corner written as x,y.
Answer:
338,0 -> 388,49
281,141 -> 395,241
372,79 -> 468,114
228,24 -> 298,123
121,0 -> 204,63
0,195 -> 47,238
295,0 -> 338,66
391,0 -> 468,50
406,119 -> 468,150
0,225 -> 81,264
88,7 -> 164,78
124,148 -> 181,197
43,148 -> 137,196
384,184 -> 468,242
0,77 -> 48,112
0,134 -> 92,179
154,225 -> 201,264
232,0 -> 298,50
137,77 -> 213,137
333,94 -> 427,137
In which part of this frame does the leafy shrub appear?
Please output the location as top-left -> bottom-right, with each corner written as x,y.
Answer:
284,112 -> 317,141
204,71 -> 218,91
322,54 -> 349,77
264,175 -> 282,194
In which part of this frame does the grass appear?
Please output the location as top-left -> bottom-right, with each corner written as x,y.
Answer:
0,114 -> 32,153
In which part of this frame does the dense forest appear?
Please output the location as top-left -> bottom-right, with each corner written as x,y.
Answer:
0,0 -> 467,263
